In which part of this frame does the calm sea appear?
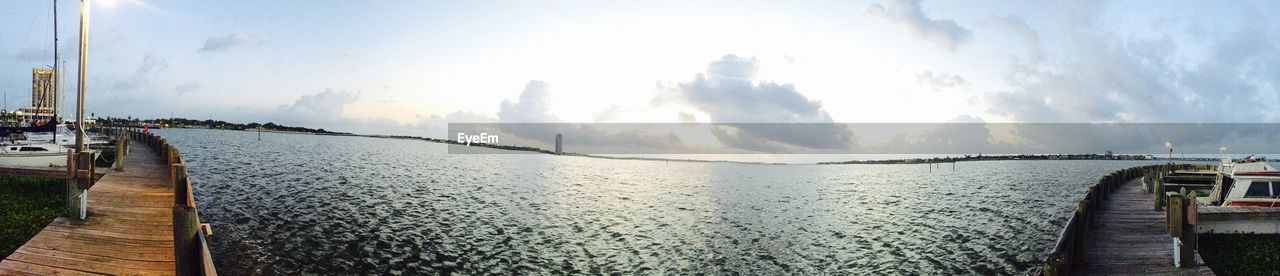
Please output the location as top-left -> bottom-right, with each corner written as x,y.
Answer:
157,128 -> 1178,275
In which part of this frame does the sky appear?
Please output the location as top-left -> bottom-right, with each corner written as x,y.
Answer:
2,0 -> 1279,153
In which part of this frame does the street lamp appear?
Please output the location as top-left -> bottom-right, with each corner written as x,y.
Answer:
1165,140 -> 1173,161
74,0 -> 90,153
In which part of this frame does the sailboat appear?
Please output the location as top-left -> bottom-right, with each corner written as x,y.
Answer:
0,1 -> 72,167
0,143 -> 67,167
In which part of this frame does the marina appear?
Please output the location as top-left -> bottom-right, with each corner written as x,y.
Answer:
1043,161 -> 1280,275
0,128 -> 215,275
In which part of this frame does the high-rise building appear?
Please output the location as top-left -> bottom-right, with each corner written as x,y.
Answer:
21,68 -> 58,123
555,133 -> 563,155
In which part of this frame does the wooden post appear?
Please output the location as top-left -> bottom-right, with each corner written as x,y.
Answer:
114,136 -> 126,171
1094,186 -> 1102,210
1167,192 -> 1182,237
171,147 -> 181,165
1072,199 -> 1089,266
1183,190 -> 1198,267
172,164 -> 187,202
1042,253 -> 1058,276
1154,178 -> 1165,211
64,149 -> 83,222
173,205 -> 199,276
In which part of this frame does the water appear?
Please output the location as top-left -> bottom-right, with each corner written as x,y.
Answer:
157,128 -> 1171,275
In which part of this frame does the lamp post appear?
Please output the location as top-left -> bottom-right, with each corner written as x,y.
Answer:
74,0 -> 90,153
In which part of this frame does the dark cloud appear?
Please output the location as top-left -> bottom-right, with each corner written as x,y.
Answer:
675,55 -> 833,124
916,71 -> 968,91
198,32 -> 263,53
659,54 -> 855,152
112,54 -> 168,90
863,0 -> 973,50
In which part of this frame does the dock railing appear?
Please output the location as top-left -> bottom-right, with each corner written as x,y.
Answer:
103,127 -> 217,276
1041,164 -> 1191,276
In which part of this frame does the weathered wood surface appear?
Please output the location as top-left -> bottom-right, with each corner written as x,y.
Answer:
0,143 -> 176,275
1074,177 -> 1215,275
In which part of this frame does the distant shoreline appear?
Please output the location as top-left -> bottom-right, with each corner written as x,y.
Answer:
119,118 -> 1239,165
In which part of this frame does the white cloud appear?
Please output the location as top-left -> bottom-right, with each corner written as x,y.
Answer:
983,6 -> 1280,123
199,32 -> 263,53
273,89 -> 358,124
916,71 -> 968,91
592,103 -> 623,123
174,82 -> 201,94
497,80 -> 561,123
863,0 -> 973,51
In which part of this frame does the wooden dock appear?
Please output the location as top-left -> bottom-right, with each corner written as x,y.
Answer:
1074,177 -> 1214,275
0,128 -> 215,275
1042,165 -> 1218,275
0,143 -> 174,274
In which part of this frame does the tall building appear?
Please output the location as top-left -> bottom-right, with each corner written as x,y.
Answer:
21,68 -> 58,123
555,133 -> 563,155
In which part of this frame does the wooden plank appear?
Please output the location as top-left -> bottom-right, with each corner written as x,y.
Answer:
0,138 -> 187,275
1075,175 -> 1215,275
0,259 -> 104,276
6,251 -> 172,275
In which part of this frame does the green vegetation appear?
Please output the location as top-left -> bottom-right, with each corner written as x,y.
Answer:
97,116 -> 349,135
0,176 -> 65,258
1199,234 -> 1280,275
818,153 -> 1154,165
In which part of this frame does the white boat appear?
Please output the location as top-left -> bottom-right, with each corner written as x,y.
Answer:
21,125 -> 111,147
1206,160 -> 1280,207
0,142 -> 69,167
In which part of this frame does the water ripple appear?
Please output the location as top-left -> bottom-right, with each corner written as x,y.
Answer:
158,129 -> 1166,275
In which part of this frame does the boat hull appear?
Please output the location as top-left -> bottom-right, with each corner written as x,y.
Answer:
0,152 -> 67,167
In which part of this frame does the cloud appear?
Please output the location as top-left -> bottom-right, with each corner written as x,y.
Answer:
174,82 -> 201,94
112,54 -> 168,90
676,112 -> 697,124
658,54 -> 855,152
497,80 -> 561,123
983,5 -> 1280,123
916,70 -> 968,91
4,48 -> 48,62
989,14 -> 1041,61
592,103 -> 623,123
274,89 -> 358,123
863,0 -> 973,50
199,32 -> 263,53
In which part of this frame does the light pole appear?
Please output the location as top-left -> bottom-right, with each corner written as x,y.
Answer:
74,0 -> 90,153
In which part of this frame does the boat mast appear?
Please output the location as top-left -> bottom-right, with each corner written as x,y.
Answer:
53,0 -> 59,144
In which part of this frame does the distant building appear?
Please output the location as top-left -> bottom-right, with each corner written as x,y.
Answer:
555,133 -> 563,155
20,68 -> 58,123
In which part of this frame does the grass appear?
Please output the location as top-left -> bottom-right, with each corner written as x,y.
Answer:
0,176 -> 65,259
1199,234 -> 1280,275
